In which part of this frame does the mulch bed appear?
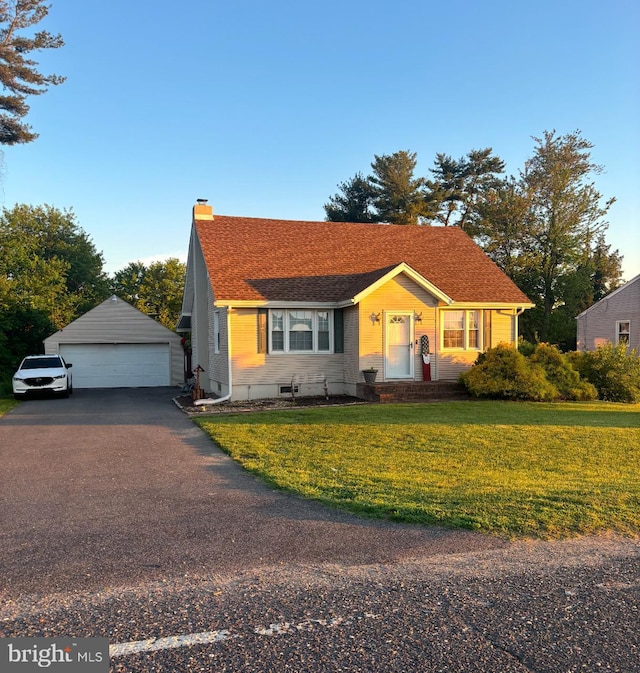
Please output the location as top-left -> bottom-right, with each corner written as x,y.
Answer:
173,394 -> 366,415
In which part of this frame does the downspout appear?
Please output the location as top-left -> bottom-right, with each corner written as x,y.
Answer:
514,307 -> 525,343
195,307 -> 233,406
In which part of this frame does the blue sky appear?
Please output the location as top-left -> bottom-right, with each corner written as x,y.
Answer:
2,0 -> 639,280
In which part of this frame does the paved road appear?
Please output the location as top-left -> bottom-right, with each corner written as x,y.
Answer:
1,389 -> 638,672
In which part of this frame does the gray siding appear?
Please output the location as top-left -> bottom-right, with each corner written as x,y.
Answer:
577,276 -> 640,351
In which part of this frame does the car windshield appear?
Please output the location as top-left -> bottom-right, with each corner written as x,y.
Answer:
20,357 -> 63,370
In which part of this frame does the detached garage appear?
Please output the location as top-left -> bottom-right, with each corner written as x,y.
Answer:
44,296 -> 184,388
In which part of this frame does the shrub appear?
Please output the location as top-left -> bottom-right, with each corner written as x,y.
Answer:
0,376 -> 12,397
460,343 -> 559,401
529,343 -> 597,401
569,344 -> 640,403
517,337 -> 537,357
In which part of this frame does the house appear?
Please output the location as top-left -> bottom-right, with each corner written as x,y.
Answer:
44,296 -> 184,388
179,201 -> 533,401
576,274 -> 640,352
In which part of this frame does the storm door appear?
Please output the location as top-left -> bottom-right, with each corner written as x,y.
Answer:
385,313 -> 414,379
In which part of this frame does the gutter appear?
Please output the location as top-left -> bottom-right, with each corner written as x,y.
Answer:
194,307 -> 233,406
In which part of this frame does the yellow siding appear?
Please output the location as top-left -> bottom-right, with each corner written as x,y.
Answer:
436,351 -> 478,380
358,275 -> 438,382
436,308 -> 516,380
229,309 -> 345,400
207,275 -> 521,395
491,309 -> 515,346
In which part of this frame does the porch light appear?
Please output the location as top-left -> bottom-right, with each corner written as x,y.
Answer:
414,312 -> 422,323
369,312 -> 381,324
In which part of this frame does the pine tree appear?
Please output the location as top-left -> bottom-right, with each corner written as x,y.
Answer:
0,0 -> 65,145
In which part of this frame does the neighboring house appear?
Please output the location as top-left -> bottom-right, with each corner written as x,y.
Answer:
179,201 -> 533,401
576,274 -> 640,352
44,296 -> 184,388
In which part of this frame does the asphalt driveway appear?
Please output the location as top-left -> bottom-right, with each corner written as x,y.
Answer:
2,389 -> 639,671
0,388 -> 503,598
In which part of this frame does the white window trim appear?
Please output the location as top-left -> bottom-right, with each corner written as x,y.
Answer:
213,310 -> 220,354
616,320 -> 630,345
269,309 -> 334,354
440,309 -> 483,351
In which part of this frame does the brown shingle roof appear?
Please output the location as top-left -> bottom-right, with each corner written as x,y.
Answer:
195,215 -> 532,305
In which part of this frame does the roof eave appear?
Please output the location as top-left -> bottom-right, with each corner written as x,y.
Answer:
350,262 -> 454,305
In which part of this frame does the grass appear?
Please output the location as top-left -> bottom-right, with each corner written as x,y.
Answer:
0,398 -> 18,416
196,401 -> 640,539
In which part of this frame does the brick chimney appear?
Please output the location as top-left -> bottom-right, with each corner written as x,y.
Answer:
193,198 -> 214,221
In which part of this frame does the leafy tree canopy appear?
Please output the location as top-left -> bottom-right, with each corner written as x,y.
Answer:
0,0 -> 65,145
110,258 -> 186,330
478,131 -> 621,346
0,203 -> 108,379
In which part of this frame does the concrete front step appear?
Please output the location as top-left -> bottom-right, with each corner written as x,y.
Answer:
356,381 -> 469,403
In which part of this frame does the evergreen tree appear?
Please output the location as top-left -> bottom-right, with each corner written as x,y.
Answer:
368,150 -> 426,224
0,0 -> 65,145
426,148 -> 505,233
324,173 -> 376,222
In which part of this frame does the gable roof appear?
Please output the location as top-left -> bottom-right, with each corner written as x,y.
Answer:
45,295 -> 180,342
195,215 -> 532,306
576,273 -> 640,319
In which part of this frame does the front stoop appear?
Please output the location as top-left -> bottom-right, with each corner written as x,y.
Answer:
356,380 -> 470,403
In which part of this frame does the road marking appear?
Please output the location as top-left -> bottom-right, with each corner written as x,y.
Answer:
110,613 -> 380,658
110,630 -> 234,657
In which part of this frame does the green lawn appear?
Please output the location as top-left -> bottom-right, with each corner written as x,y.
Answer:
196,401 -> 640,539
0,398 -> 18,417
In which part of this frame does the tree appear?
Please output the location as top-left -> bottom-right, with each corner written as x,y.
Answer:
110,258 -> 186,330
0,0 -> 65,145
368,150 -> 426,224
475,176 -> 531,281
425,148 -> 505,233
519,131 -> 616,342
477,131 -> 621,346
324,172 -> 376,222
110,261 -> 147,304
0,203 -> 108,380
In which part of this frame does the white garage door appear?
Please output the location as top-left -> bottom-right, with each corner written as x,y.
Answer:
59,343 -> 171,388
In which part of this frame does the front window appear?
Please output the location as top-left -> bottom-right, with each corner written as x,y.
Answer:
442,310 -> 482,350
617,321 -> 630,345
288,311 -> 313,351
271,310 -> 285,351
270,309 -> 333,353
443,311 -> 465,348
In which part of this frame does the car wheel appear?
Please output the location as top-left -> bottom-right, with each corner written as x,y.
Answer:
13,393 -> 25,401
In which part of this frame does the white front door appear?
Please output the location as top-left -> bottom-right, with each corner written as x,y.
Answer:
385,313 -> 414,379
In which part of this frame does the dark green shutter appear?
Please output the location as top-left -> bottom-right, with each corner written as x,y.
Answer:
334,308 -> 344,353
257,308 -> 268,353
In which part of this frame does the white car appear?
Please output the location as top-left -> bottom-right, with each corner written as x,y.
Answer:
12,355 -> 73,400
